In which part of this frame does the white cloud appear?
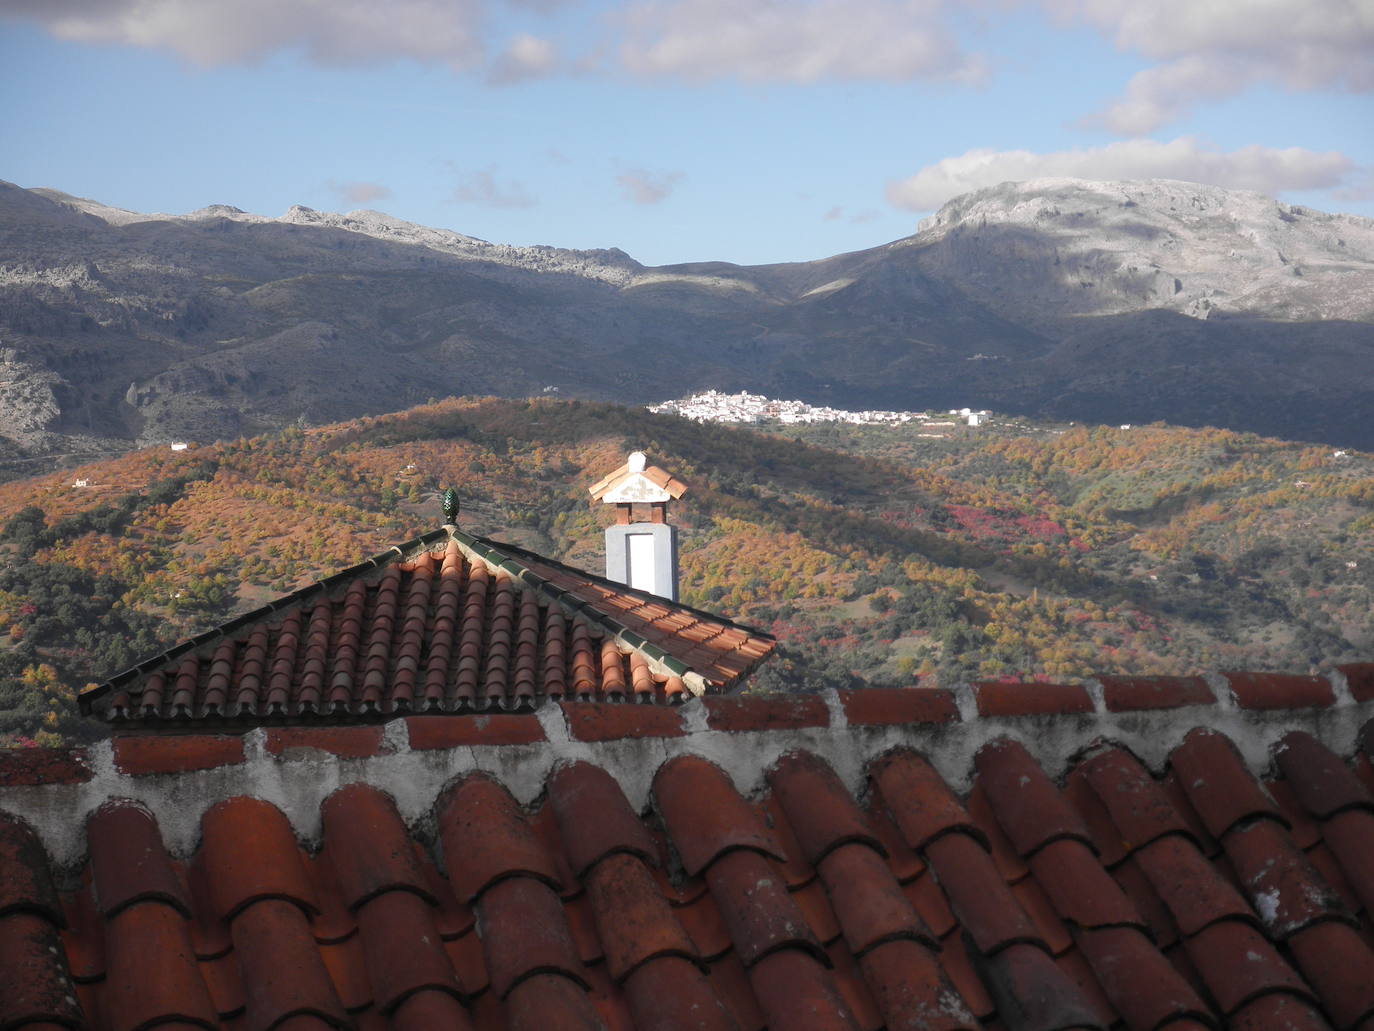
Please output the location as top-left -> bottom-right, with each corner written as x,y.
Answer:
328,180 -> 392,205
886,137 -> 1357,210
1047,0 -> 1374,132
488,33 -> 558,83
453,170 -> 537,208
6,0 -> 485,67
617,0 -> 985,82
617,168 -> 683,204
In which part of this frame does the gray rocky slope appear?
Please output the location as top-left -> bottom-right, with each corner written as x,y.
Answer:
2,176 -> 1371,473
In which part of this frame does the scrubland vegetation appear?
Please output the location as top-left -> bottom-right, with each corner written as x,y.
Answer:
1,397 -> 1370,745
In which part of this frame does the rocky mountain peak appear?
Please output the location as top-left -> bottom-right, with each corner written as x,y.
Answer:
910,177 -> 1374,322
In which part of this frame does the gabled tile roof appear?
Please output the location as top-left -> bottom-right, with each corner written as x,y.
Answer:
78,526 -> 775,724
4,666 -> 1374,1030
586,458 -> 688,502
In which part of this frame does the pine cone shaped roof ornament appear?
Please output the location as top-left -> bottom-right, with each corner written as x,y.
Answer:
442,487 -> 459,525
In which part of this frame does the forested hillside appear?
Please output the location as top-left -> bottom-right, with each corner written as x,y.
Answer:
1,397 -> 1370,745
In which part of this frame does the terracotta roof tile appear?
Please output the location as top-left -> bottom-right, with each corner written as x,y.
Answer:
1053,948 -> 1118,1027
1222,672 -> 1334,710
504,972 -> 603,1030
1025,837 -> 1142,933
1133,834 -> 1256,936
1169,729 -> 1285,840
86,528 -> 775,724
817,842 -> 935,954
1221,819 -> 1353,938
1098,675 -> 1214,712
439,774 -> 561,902
1181,919 -> 1311,1015
1074,926 -> 1212,1031
1059,770 -> 1130,868
655,756 -> 785,876
17,677 -> 1374,1029
390,988 -> 475,1030
1341,663 -> 1374,703
103,899 -> 219,1029
903,869 -> 959,939
1078,748 -> 1193,855
793,875 -> 843,946
865,802 -> 925,883
1320,809 -> 1374,916
1009,876 -> 1073,956
585,852 -> 699,981
837,686 -> 960,726
320,785 -> 430,910
1288,919 -> 1374,1027
973,942 -> 1108,1031
231,898 -> 349,1029
703,694 -> 827,731
974,738 -> 1093,858
1110,854 -> 1182,947
747,947 -> 857,1030
967,783 -> 1032,881
1228,993 -> 1331,1031
477,876 -> 588,998
870,750 -> 984,852
0,910 -> 87,1029
1276,731 -> 1374,820
548,761 -> 660,878
354,889 -> 463,1010
758,791 -> 819,890
60,881 -> 103,982
316,933 -> 370,1011
1264,780 -> 1322,849
621,955 -> 737,1031
200,797 -> 319,921
926,831 -> 1046,954
702,849 -> 823,966
87,801 -> 190,924
936,927 -> 995,1020
0,814 -> 62,925
973,680 -> 1094,717
768,751 -> 885,866
674,891 -> 733,961
858,937 -> 976,1031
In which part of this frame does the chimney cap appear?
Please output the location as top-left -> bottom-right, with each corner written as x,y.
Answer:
588,452 -> 688,504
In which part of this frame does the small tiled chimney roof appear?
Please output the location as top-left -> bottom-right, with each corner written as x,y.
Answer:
587,451 -> 688,503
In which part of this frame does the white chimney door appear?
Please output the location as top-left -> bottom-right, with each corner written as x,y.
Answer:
627,533 -> 656,593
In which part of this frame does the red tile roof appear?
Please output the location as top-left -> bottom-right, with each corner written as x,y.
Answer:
79,527 -> 774,723
4,668 -> 1374,1030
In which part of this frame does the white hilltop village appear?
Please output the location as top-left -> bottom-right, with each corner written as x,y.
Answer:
648,390 -> 989,429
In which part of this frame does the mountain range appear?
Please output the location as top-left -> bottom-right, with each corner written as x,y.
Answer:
2,176 -> 1372,474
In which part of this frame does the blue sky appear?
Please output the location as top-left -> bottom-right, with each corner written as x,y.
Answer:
1,0 -> 1370,266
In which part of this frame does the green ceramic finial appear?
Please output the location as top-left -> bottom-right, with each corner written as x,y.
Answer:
441,487 -> 459,525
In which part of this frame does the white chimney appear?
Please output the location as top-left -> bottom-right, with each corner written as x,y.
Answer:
587,451 -> 687,601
